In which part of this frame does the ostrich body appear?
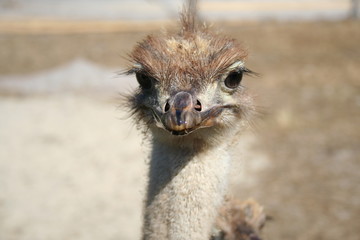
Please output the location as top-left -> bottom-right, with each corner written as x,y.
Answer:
124,1 -> 256,239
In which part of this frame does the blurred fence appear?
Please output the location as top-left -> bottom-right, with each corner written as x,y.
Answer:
0,0 -> 358,21
351,0 -> 359,18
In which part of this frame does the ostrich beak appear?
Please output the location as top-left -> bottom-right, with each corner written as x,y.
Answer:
158,92 -> 234,136
162,91 -> 202,135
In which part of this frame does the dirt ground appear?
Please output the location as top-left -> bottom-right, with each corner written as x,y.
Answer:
0,20 -> 359,240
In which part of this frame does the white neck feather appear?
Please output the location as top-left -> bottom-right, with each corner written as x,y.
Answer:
142,138 -> 231,240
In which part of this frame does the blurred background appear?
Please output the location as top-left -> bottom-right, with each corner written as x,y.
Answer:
0,0 -> 359,239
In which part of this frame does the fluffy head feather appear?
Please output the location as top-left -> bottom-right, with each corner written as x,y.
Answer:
124,1 -> 256,146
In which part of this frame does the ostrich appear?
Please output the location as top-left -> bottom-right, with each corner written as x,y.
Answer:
123,1 -> 265,239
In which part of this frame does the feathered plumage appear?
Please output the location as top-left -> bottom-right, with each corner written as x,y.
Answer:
123,1 -> 265,239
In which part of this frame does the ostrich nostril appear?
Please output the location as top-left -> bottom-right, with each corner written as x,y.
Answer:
164,101 -> 170,112
194,100 -> 202,112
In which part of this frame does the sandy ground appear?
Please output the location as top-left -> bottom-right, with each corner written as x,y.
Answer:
0,94 -> 145,240
0,20 -> 359,240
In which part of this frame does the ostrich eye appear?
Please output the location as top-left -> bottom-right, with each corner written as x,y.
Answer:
136,72 -> 154,90
224,71 -> 243,89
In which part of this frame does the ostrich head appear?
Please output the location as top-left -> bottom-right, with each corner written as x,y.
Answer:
124,6 -> 256,147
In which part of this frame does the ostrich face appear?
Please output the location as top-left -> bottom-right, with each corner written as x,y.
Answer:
126,32 -> 255,139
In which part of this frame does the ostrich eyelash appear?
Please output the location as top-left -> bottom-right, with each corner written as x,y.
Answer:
122,67 -> 160,83
122,67 -> 142,75
240,67 -> 259,77
122,65 -> 258,80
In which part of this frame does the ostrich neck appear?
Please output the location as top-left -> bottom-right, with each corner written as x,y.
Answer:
142,138 -> 231,240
